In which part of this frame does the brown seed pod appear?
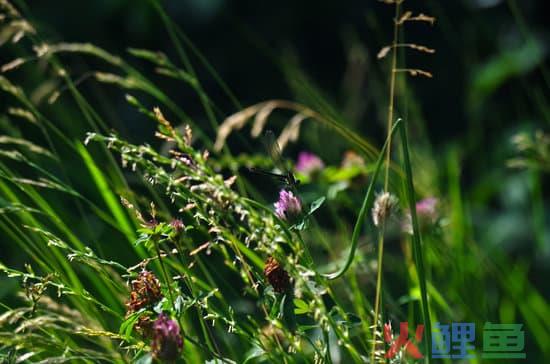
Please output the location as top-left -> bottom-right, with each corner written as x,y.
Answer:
264,256 -> 291,294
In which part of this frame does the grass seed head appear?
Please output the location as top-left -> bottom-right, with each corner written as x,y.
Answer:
372,191 -> 399,227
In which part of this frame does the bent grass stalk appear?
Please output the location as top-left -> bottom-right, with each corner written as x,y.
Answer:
323,119 -> 403,280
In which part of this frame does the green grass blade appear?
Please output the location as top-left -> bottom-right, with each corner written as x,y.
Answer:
76,142 -> 136,244
399,120 -> 432,363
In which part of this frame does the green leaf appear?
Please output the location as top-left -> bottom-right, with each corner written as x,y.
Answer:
76,142 -> 136,243
293,298 -> 310,315
134,353 -> 152,364
292,196 -> 326,231
325,165 -> 365,182
243,346 -> 267,364
335,313 -> 362,328
119,310 -> 143,339
293,219 -> 309,231
308,196 -> 325,215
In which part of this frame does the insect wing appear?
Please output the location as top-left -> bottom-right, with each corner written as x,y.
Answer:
262,131 -> 290,176
256,130 -> 300,190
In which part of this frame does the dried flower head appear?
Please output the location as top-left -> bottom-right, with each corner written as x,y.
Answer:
296,151 -> 324,176
126,270 -> 163,313
274,190 -> 302,221
372,191 -> 399,227
135,314 -> 155,339
151,313 -> 184,362
264,256 -> 291,293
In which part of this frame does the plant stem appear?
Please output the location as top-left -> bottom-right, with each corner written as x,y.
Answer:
370,228 -> 386,363
371,2 -> 401,363
383,1 -> 401,191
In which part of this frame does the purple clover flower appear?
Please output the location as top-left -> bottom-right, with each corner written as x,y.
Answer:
274,190 -> 302,221
402,197 -> 439,234
151,313 -> 183,362
415,197 -> 438,223
295,151 -> 324,176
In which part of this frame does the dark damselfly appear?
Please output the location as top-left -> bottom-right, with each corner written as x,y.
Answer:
248,131 -> 300,191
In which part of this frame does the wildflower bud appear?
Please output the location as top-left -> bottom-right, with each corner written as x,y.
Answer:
274,190 -> 302,221
151,313 -> 184,362
372,191 -> 399,227
170,219 -> 184,233
264,256 -> 291,294
296,151 -> 324,176
126,270 -> 163,313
